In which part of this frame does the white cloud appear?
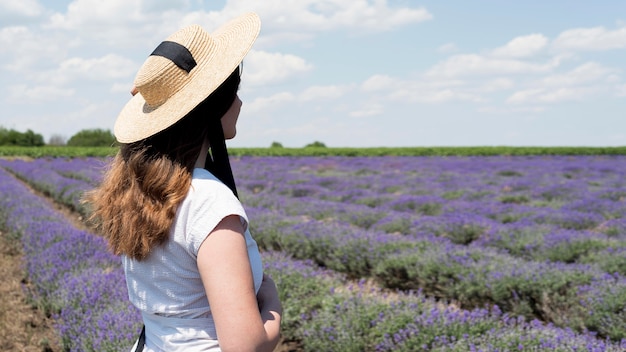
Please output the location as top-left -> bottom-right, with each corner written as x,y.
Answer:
505,62 -> 621,104
46,0 -> 143,30
235,0 -> 433,33
0,0 -> 45,20
7,84 -> 74,103
552,25 -> 626,51
506,86 -> 595,104
243,50 -> 313,86
479,78 -> 515,92
361,74 -> 396,92
4,0 -> 429,87
363,74 -> 484,103
366,29 -> 622,108
299,84 -> 354,101
478,105 -> 545,114
39,0 -> 432,50
0,26 -> 66,71
541,62 -> 616,86
59,54 -> 136,81
27,54 -> 137,86
0,0 -> 43,18
422,28 -> 625,108
81,0 -> 434,49
491,33 -> 548,58
615,84 -> 626,97
245,92 -> 296,113
426,54 -> 561,77
437,42 -> 459,54
52,101 -> 121,137
397,88 -> 484,104
350,103 -> 384,117
44,0 -> 190,49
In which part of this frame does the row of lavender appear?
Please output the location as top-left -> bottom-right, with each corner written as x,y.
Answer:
227,156 -> 626,340
1,157 -> 626,350
0,165 -> 140,351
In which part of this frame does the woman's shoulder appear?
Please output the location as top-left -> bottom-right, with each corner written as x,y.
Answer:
187,168 -> 241,210
192,167 -> 220,182
177,168 -> 247,251
191,168 -> 232,193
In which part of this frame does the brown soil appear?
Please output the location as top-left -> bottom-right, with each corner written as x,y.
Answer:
0,171 -> 78,352
0,228 -> 61,352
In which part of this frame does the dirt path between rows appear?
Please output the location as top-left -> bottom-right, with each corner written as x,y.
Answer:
0,172 -> 71,352
0,233 -> 60,352
0,166 -> 96,352
2,161 -> 106,351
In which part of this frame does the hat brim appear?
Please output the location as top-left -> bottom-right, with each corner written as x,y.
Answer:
114,12 -> 261,143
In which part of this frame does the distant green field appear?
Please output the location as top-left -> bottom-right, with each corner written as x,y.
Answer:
1,145 -> 626,158
0,146 -> 119,158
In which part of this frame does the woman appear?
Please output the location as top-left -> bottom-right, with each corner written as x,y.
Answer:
84,13 -> 282,352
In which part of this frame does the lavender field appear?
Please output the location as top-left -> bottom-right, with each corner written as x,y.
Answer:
2,155 -> 626,351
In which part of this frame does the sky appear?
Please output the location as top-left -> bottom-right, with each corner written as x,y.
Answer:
1,0 -> 625,148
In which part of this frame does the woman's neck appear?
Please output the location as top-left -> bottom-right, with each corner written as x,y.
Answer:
194,139 -> 210,169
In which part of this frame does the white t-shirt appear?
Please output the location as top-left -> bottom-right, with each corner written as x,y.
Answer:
123,168 -> 263,351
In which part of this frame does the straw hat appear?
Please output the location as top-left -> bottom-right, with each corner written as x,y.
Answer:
114,12 -> 261,143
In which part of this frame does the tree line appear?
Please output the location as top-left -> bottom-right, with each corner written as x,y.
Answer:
0,126 -> 328,148
0,127 -> 116,147
0,127 -> 45,146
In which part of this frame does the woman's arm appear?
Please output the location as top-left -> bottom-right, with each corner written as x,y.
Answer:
197,215 -> 282,352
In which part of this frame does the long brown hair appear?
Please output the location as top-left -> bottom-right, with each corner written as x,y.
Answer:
85,68 -> 240,260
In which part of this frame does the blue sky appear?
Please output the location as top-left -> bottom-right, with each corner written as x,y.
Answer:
1,0 -> 625,147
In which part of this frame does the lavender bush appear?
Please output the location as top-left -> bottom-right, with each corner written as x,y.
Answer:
235,156 -> 626,340
3,155 -> 626,349
0,166 -> 141,351
0,158 -> 103,216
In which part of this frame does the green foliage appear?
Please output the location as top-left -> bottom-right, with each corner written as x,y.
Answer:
270,141 -> 284,148
297,288 -> 409,352
262,251 -> 342,340
445,223 -> 488,245
354,196 -> 390,208
0,127 -> 45,146
253,216 -> 424,279
304,141 -> 327,148
3,145 -> 626,158
297,285 -> 503,352
484,226 -> 549,257
442,190 -> 465,200
425,323 -> 614,352
338,209 -> 387,229
579,281 -> 626,340
0,146 -> 118,157
497,170 -> 524,177
230,146 -> 626,157
499,194 -> 530,204
67,129 -> 116,147
580,247 -> 626,276
538,238 -> 609,264
374,216 -> 414,235
373,246 -> 462,294
373,247 -> 594,325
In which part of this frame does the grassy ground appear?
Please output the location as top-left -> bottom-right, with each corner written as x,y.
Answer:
1,145 -> 626,158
